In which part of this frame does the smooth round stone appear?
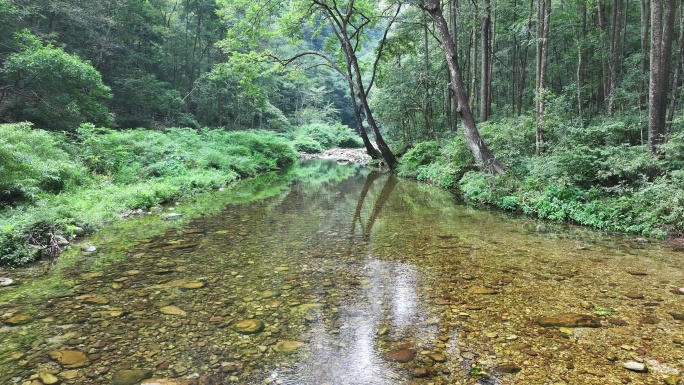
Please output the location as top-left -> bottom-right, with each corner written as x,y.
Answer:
384,348 -> 415,363
0,277 -> 14,286
623,361 -> 647,372
81,296 -> 110,305
160,306 -> 186,316
468,286 -> 498,295
428,353 -> 447,363
273,340 -> 303,354
5,314 -> 32,325
232,319 -> 265,334
38,372 -> 59,384
48,350 -> 89,368
181,282 -> 205,289
111,369 -> 153,385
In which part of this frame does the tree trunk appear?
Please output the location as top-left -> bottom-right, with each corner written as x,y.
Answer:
606,0 -> 622,116
641,0 -> 651,108
535,0 -> 551,155
665,3 -> 684,136
480,0 -> 492,122
421,0 -> 505,175
349,85 -> 381,159
648,0 -> 676,155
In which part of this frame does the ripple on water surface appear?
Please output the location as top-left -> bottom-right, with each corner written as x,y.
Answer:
1,160 -> 683,385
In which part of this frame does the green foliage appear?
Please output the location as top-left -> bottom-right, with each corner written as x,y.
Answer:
290,123 -> 363,152
1,31 -> 112,131
111,75 -> 196,129
0,124 -> 297,266
594,307 -> 617,316
0,123 -> 87,205
401,141 -> 442,167
387,115 -> 684,237
397,140 -> 474,189
76,125 -> 296,183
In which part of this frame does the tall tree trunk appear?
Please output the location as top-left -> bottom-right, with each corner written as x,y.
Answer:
421,0 -> 505,175
641,0 -> 651,109
535,0 -> 551,155
349,84 -> 381,159
665,2 -> 684,136
648,0 -> 676,155
449,0 -> 460,132
516,0 -> 534,115
470,6 -> 478,111
480,0 -> 492,122
349,52 -> 397,167
608,0 -> 622,116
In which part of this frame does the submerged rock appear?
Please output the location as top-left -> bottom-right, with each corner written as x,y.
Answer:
498,363 -> 522,374
232,319 -> 264,334
537,313 -> 601,328
468,286 -> 498,295
141,379 -> 196,385
4,314 -> 32,325
622,361 -> 647,372
160,306 -> 186,316
38,372 -> 60,385
48,350 -> 89,368
384,348 -> 415,363
273,340 -> 303,354
111,369 -> 154,385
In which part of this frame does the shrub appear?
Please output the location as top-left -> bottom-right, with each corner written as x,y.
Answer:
0,123 -> 88,205
290,123 -> 363,151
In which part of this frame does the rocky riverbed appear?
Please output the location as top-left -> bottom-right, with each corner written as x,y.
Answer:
1,161 -> 683,385
298,148 -> 373,165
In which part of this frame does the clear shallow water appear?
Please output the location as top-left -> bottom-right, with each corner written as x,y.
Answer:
1,160 -> 683,385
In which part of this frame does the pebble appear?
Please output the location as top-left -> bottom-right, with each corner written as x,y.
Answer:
159,306 -> 186,316
111,369 -> 153,385
622,361 -> 648,372
38,372 -> 59,384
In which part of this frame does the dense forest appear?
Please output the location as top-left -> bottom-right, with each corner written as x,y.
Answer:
1,0 -> 684,265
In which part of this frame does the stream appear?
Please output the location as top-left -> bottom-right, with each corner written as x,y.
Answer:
1,160 -> 683,385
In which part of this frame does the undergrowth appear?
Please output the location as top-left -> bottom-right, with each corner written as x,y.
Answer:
397,115 -> 684,237
0,123 -> 297,266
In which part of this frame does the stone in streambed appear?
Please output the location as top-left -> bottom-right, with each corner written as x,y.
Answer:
38,372 -> 60,384
669,312 -> 684,321
622,361 -> 647,373
181,282 -> 205,289
4,314 -> 32,325
159,306 -> 186,316
79,295 -> 110,305
273,340 -> 303,354
537,313 -> 601,328
48,350 -> 89,368
498,364 -> 522,374
111,369 -> 153,385
232,319 -> 264,334
428,353 -> 447,363
468,286 -> 498,295
384,348 -> 415,363
625,292 -> 644,299
141,379 -> 196,385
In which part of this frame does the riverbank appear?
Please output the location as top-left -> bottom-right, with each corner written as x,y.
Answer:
393,119 -> 684,239
0,124 -> 297,267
